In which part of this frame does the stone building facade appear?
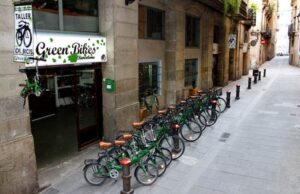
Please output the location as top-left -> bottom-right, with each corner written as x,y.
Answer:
289,0 -> 300,66
249,0 -> 278,67
0,0 -> 252,193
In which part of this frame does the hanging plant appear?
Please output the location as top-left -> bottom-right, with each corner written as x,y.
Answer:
269,3 -> 276,15
224,0 -> 242,33
224,0 -> 241,17
250,3 -> 259,12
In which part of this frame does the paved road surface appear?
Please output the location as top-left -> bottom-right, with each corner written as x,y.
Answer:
40,57 -> 300,194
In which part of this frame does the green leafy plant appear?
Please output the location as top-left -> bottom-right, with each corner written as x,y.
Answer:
224,0 -> 242,33
224,0 -> 241,17
269,3 -> 276,14
250,3 -> 259,12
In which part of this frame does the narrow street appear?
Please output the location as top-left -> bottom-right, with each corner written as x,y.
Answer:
40,57 -> 300,194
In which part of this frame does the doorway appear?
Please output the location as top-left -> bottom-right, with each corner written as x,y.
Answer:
212,54 -> 219,86
29,65 -> 102,168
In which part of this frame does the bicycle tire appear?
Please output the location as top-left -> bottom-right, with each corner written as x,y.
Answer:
217,97 -> 227,113
155,147 -> 172,167
83,163 -> 108,186
195,113 -> 207,131
159,135 -> 185,160
16,31 -> 22,46
134,163 -> 158,186
180,120 -> 202,142
23,29 -> 32,48
198,110 -> 218,126
146,154 -> 167,177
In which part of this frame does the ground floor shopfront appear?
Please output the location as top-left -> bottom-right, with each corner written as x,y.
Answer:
28,65 -> 103,167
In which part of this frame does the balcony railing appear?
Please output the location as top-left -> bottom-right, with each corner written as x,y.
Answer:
261,28 -> 272,39
288,24 -> 296,37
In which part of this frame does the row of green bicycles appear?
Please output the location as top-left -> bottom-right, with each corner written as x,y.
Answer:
83,88 -> 227,186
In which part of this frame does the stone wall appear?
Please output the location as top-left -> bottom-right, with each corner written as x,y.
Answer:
0,1 -> 38,194
101,0 -> 139,140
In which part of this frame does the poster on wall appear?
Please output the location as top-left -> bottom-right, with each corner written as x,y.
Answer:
14,4 -> 34,62
25,32 -> 107,67
228,34 -> 237,49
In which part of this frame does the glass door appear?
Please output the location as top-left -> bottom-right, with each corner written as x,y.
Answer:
76,68 -> 102,148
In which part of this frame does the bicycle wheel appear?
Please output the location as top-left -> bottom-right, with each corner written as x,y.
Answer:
83,163 -> 108,186
155,147 -> 172,167
195,113 -> 207,131
180,120 -> 202,142
16,31 -> 22,46
23,29 -> 32,47
217,97 -> 227,113
159,135 -> 185,160
204,109 -> 218,126
146,155 -> 166,177
134,163 -> 158,186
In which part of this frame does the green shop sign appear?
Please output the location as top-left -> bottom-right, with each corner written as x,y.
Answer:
24,31 -> 107,67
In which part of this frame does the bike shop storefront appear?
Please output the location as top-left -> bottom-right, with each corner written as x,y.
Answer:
22,32 -> 106,168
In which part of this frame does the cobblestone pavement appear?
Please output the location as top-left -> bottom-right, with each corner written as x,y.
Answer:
39,57 -> 300,194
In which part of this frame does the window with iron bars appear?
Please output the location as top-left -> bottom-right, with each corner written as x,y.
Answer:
186,15 -> 200,47
138,61 -> 162,99
185,59 -> 198,87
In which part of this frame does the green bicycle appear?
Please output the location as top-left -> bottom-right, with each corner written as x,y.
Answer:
83,140 -> 164,186
140,88 -> 160,114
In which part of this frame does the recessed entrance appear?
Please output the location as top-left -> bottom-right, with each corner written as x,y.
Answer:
28,65 -> 103,168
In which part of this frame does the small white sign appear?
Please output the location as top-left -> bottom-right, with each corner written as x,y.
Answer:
228,34 -> 237,49
213,43 -> 219,54
243,43 -> 248,53
14,5 -> 34,62
25,32 -> 107,67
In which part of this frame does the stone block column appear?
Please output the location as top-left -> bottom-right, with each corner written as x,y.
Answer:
101,0 -> 139,140
0,1 -> 39,194
200,10 -> 214,90
165,6 -> 185,105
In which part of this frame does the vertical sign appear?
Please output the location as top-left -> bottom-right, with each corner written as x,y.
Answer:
14,4 -> 34,62
228,34 -> 237,49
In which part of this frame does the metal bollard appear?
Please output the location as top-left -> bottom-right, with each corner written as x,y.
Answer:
226,91 -> 231,108
258,71 -> 261,81
254,75 -> 257,84
235,85 -> 240,100
248,77 -> 252,89
263,69 -> 266,77
120,158 -> 134,194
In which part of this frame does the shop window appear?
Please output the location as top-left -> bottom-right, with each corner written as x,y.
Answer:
186,15 -> 200,47
33,0 -> 99,32
139,62 -> 162,99
32,0 -> 59,30
185,59 -> 198,87
139,5 -> 165,40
